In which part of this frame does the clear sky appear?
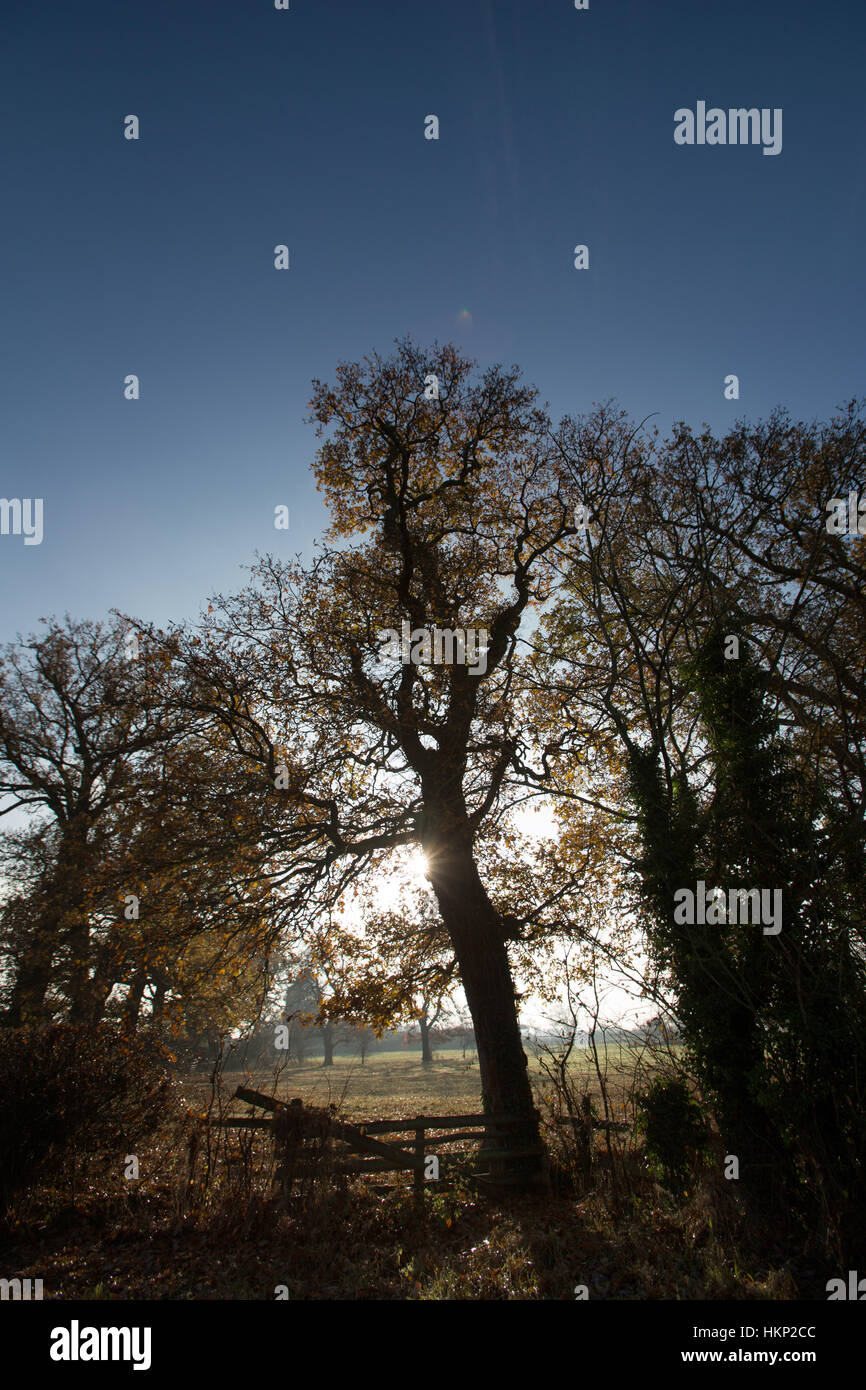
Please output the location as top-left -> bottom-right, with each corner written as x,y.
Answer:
2,0 -> 864,642
2,0 -> 864,641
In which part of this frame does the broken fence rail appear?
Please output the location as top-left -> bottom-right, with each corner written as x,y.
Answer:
217,1086 -> 545,1192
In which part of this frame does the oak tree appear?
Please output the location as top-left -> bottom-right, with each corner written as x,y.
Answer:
154,338 -> 581,1180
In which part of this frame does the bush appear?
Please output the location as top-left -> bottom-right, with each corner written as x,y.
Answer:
636,1077 -> 710,1196
0,1023 -> 172,1219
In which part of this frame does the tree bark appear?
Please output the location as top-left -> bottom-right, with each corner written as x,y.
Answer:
423,833 -> 544,1185
66,919 -> 94,1024
419,1016 -> 433,1065
321,1020 -> 335,1067
57,818 -> 95,1024
5,922 -> 57,1025
7,819 -> 92,1025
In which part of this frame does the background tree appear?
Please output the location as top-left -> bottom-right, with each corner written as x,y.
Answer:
0,616 -> 282,1033
353,1023 -> 374,1065
279,955 -> 354,1068
417,995 -> 444,1065
280,962 -> 320,1065
0,616 -> 177,1024
323,884 -> 459,1064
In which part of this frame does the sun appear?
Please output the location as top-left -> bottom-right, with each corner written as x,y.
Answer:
375,847 -> 431,910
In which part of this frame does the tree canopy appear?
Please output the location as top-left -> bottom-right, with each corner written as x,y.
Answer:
1,340 -> 863,1220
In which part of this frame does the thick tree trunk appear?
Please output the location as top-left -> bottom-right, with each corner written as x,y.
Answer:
84,974 -> 116,1028
424,836 -> 544,1186
56,818 -> 95,1024
6,816 -> 94,1024
66,918 -> 97,1024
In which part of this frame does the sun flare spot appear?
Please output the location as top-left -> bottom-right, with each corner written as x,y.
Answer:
375,847 -> 431,910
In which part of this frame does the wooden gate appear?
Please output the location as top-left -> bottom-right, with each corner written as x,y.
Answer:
218,1086 -> 546,1196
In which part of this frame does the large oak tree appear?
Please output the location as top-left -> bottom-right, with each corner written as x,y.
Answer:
153,338 -> 584,1178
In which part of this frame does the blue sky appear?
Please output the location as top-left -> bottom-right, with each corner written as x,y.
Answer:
1,0 -> 864,645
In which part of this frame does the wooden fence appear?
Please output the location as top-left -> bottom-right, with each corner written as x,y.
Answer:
217,1086 -> 547,1196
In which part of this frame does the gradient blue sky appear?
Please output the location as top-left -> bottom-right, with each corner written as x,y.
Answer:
2,0 -> 864,645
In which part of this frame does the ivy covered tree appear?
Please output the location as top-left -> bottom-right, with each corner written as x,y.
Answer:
542,399 -> 866,1255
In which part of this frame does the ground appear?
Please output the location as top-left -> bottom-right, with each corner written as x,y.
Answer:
0,1049 -> 824,1300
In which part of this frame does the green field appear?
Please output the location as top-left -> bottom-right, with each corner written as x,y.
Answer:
177,1044 -> 655,1125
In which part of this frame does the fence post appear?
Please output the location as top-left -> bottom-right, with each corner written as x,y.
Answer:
413,1116 -> 425,1204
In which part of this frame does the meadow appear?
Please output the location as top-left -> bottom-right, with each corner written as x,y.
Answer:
177,1046 -> 642,1121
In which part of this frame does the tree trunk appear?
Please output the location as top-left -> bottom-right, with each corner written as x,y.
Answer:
6,819 -> 92,1024
322,1020 -> 334,1067
424,836 -> 544,1187
67,922 -> 115,1026
420,1016 -> 433,1065
65,917 -> 92,1024
151,969 -> 168,1027
5,922 -> 57,1025
123,968 -> 148,1031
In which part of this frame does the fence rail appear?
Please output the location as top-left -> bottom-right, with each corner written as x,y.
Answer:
216,1086 -> 546,1195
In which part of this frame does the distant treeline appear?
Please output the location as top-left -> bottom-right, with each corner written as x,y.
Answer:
176,1021 -> 479,1070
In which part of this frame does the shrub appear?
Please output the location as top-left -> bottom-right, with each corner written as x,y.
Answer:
0,1023 -> 172,1219
636,1077 -> 710,1196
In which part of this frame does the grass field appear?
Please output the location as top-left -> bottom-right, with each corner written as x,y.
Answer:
177,1044 -> 652,1124
181,1054 -> 488,1119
